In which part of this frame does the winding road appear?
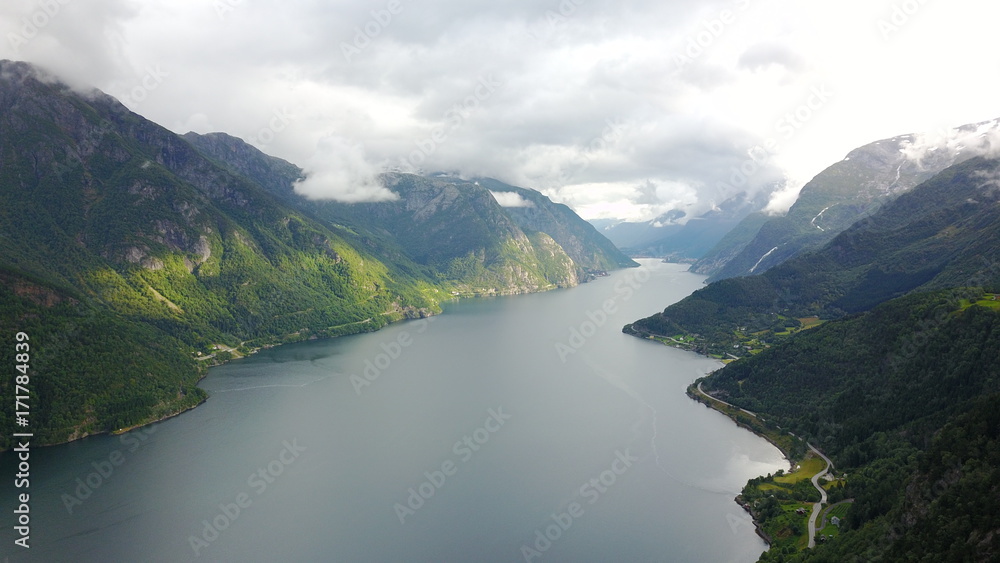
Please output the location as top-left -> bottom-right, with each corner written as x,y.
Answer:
806,444 -> 833,548
696,381 -> 837,549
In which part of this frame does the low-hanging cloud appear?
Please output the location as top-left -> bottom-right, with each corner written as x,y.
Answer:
0,0 -> 137,91
293,136 -> 398,202
490,191 -> 534,208
762,180 -> 800,216
900,119 -> 1000,168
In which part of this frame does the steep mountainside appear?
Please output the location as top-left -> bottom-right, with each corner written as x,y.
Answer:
318,173 -> 581,294
667,149 -> 1000,561
626,156 -> 1000,358
470,177 -> 637,275
694,124 -> 996,280
182,132 -> 439,287
184,132 -> 633,292
698,290 -> 1000,562
0,61 -> 440,447
181,131 -> 304,196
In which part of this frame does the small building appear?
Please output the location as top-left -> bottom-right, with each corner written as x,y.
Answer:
796,508 -> 807,516
831,516 -> 841,526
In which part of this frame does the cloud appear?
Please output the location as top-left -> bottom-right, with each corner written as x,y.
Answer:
293,136 -> 398,202
763,180 -> 800,215
737,42 -> 807,73
490,191 -> 534,208
899,119 -> 1000,168
0,0 -> 137,90
3,0 -> 1000,220
972,168 -> 1000,199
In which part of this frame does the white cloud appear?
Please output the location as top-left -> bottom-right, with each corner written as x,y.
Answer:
2,0 -> 1000,218
490,191 -> 534,208
293,136 -> 398,202
900,119 -> 1000,167
763,180 -> 801,215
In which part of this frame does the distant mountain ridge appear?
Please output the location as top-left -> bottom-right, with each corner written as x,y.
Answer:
693,120 -> 1000,280
597,189 -> 775,261
626,155 -> 1000,357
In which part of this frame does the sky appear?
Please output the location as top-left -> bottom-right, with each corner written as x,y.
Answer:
2,0 -> 999,221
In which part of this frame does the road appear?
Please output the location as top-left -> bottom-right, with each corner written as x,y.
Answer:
696,381 -> 759,418
696,381 -> 835,548
806,444 -> 833,548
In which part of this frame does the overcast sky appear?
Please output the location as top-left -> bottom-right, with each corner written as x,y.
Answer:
2,0 -> 999,221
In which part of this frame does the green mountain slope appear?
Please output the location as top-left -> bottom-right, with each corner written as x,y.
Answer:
697,290 -> 1000,561
694,126 -> 993,281
626,156 -> 1000,358
0,61 -> 440,448
470,177 -> 638,276
183,133 -> 631,294
180,132 -> 443,291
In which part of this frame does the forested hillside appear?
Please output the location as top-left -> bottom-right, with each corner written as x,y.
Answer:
698,291 -> 1000,561
0,61 -> 633,449
634,148 -> 1000,561
183,133 -> 635,293
0,61 -> 441,448
626,156 -> 1000,358
692,122 -> 996,281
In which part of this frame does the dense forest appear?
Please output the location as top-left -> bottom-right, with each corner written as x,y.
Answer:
626,156 -> 1000,358
696,291 -> 1000,561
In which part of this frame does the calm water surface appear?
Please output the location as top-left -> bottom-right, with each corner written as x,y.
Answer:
1,260 -> 785,562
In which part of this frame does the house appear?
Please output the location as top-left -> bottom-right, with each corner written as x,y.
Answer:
796,508 -> 807,516
831,516 -> 841,526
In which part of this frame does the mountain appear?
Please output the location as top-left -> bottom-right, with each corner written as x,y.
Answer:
687,211 -> 771,274
180,132 -> 442,288
468,177 -> 637,276
692,122 -> 999,280
0,61 -> 634,447
647,145 -> 1000,561
625,155 -> 1000,358
303,173 -> 584,294
597,190 -> 773,260
0,61 -> 446,447
183,132 -> 635,291
698,289 -> 1000,561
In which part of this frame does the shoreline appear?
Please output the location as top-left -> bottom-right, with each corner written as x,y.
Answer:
687,378 -> 799,469
685,376 -> 796,551
685,373 -> 836,555
3,269 -> 627,453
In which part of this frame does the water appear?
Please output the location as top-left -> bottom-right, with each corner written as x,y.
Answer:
1,260 -> 786,562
